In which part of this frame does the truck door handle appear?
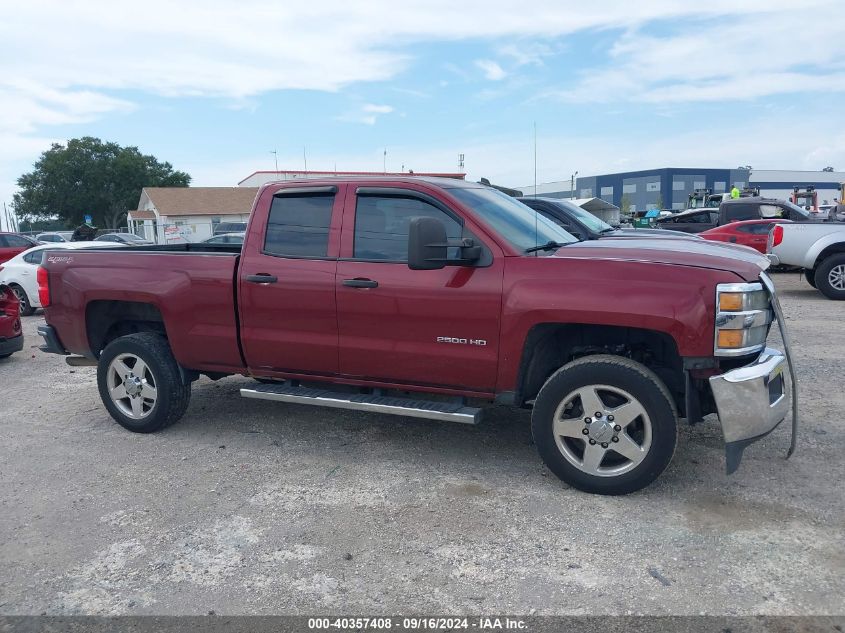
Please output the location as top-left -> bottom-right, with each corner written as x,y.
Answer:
245,274 -> 278,284
342,278 -> 378,289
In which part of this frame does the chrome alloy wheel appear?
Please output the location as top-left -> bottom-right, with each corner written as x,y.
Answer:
829,264 -> 845,291
552,384 -> 652,477
106,353 -> 158,419
11,286 -> 27,312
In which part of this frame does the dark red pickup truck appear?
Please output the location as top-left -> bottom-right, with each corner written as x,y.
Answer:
37,177 -> 797,494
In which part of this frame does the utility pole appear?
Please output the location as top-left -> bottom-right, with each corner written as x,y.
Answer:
270,149 -> 279,173
2,201 -> 14,232
383,148 -> 387,174
570,171 -> 578,200
303,146 -> 308,172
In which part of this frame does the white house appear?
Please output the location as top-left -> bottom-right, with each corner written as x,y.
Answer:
128,187 -> 259,243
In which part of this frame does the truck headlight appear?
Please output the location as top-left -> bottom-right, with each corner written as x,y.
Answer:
714,282 -> 772,356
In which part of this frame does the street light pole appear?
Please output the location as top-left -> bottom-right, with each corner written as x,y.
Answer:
570,171 -> 578,199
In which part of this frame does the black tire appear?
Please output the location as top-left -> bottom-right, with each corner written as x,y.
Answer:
10,284 -> 35,316
97,332 -> 191,433
531,355 -> 677,495
804,269 -> 816,288
814,254 -> 845,300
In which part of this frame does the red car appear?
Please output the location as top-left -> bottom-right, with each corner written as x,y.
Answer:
0,283 -> 23,359
0,232 -> 38,264
699,219 -> 792,254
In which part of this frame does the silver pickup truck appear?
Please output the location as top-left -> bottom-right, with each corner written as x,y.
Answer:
768,222 -> 845,299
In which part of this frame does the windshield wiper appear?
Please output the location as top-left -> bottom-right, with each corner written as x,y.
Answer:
598,227 -> 617,234
525,240 -> 567,253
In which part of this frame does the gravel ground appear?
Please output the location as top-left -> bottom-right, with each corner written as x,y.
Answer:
0,272 -> 842,616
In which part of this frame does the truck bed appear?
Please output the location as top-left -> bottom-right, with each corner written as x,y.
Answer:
771,223 -> 845,268
41,247 -> 245,373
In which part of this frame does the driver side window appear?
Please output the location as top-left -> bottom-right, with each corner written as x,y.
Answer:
353,195 -> 462,261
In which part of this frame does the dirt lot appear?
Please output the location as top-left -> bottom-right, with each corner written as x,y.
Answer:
0,272 -> 842,616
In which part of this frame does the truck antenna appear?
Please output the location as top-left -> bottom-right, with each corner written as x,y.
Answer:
534,121 -> 538,253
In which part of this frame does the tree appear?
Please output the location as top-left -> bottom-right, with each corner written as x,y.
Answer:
655,194 -> 664,210
619,194 -> 632,216
13,137 -> 190,229
822,166 -> 835,172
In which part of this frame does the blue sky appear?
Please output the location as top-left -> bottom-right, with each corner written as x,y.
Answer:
1,0 -> 843,215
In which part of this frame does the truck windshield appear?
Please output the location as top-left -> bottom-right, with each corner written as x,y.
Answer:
782,200 -> 812,218
552,200 -> 614,233
450,188 -> 578,253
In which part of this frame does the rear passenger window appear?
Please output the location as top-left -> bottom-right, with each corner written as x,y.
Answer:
5,235 -> 31,247
758,204 -> 783,218
23,251 -> 42,264
264,194 -> 334,258
749,223 -> 776,235
354,195 -> 462,261
724,204 -> 755,222
687,212 -> 711,223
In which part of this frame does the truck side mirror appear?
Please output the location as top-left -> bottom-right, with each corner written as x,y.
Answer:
408,217 -> 448,270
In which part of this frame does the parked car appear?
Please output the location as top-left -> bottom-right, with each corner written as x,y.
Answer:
699,219 -> 793,254
768,222 -> 845,299
36,231 -> 75,243
213,222 -> 247,235
0,241 -> 123,315
37,177 -> 795,495
202,232 -> 245,245
0,283 -> 23,359
518,197 -> 699,241
656,197 -> 821,233
0,232 -> 38,264
96,232 -> 154,245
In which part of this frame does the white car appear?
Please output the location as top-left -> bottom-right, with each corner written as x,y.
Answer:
0,241 -> 123,315
35,231 -> 74,244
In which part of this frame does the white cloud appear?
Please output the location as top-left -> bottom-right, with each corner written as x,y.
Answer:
475,59 -> 507,81
554,7 -> 845,103
8,1 -> 831,103
362,104 -> 394,114
337,103 -> 394,125
498,42 -> 554,66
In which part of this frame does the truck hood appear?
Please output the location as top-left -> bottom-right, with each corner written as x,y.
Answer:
551,236 -> 769,281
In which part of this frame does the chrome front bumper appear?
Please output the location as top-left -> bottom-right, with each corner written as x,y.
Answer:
708,275 -> 798,474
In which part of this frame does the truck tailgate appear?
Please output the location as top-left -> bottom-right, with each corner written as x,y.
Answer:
42,249 -> 244,372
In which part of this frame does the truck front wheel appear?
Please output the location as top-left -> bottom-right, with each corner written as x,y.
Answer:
814,254 -> 845,300
97,332 -> 191,433
803,269 -> 816,288
531,355 -> 677,495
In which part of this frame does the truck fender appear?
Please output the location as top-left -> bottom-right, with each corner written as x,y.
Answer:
806,230 -> 845,269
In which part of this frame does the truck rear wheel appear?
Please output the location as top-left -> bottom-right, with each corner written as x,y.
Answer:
814,255 -> 845,300
97,332 -> 191,433
531,355 -> 677,495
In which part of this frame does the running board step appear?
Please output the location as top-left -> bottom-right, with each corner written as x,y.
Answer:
240,383 -> 482,424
